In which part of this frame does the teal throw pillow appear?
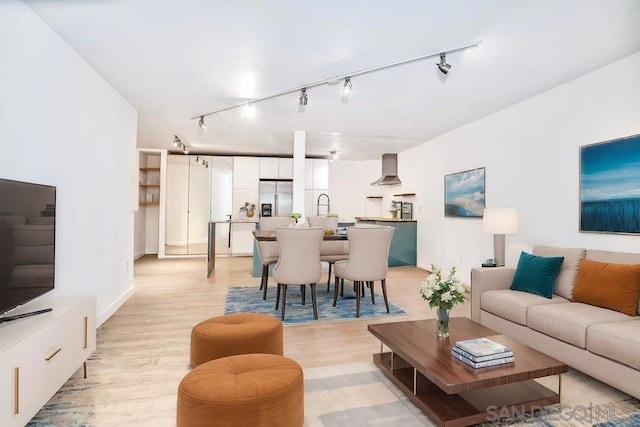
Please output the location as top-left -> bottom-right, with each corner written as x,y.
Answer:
510,252 -> 564,298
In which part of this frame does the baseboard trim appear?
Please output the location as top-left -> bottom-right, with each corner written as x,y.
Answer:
97,285 -> 135,327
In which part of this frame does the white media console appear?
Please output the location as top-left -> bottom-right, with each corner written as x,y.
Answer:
0,296 -> 96,426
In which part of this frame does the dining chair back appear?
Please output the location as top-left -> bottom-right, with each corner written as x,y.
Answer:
256,216 -> 294,300
307,216 -> 349,291
333,226 -> 394,317
272,227 -> 324,320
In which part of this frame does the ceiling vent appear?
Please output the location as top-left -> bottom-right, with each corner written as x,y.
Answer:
371,153 -> 402,186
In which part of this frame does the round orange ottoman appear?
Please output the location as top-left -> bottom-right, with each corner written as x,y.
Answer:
177,354 -> 304,427
190,313 -> 283,368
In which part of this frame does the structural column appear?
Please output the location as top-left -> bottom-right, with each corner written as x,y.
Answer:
292,131 -> 306,222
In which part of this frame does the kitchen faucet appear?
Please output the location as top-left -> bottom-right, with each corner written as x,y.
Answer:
317,193 -> 330,215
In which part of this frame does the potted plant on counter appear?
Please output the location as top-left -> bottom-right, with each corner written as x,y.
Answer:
240,202 -> 256,218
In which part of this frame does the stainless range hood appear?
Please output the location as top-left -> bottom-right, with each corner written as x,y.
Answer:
371,153 -> 402,185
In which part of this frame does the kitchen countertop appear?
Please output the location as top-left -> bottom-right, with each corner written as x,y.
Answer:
209,219 -> 259,224
355,217 -> 416,222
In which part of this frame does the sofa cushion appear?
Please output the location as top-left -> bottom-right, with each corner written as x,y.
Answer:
572,259 -> 640,316
586,250 -> 640,315
533,246 -> 586,299
481,289 -> 568,326
587,320 -> 640,370
528,303 -> 632,348
510,252 -> 564,298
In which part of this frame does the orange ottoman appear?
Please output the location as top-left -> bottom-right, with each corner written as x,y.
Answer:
177,353 -> 304,427
190,313 -> 283,368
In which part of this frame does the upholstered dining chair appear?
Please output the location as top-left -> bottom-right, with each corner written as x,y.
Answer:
307,216 -> 350,292
333,226 -> 394,317
256,216 -> 295,300
272,227 -> 324,320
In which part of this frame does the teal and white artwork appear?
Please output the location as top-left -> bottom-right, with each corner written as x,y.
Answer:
580,134 -> 640,234
444,167 -> 485,218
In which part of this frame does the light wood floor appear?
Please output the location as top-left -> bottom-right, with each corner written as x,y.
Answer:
41,255 -> 628,425
130,255 -> 470,369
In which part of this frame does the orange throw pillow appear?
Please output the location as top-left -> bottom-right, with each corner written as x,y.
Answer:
572,259 -> 640,316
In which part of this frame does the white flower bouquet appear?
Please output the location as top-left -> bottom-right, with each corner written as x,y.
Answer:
420,264 -> 468,310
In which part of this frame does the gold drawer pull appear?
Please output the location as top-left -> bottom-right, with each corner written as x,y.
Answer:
14,367 -> 19,414
84,316 -> 88,349
45,348 -> 62,361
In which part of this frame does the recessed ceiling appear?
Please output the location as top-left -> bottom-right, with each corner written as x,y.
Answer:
24,0 -> 640,160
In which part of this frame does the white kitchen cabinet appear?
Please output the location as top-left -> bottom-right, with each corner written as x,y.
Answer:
259,158 -> 279,179
233,157 -> 260,189
0,296 -> 96,427
259,158 -> 292,179
278,158 -> 293,179
313,159 -> 329,190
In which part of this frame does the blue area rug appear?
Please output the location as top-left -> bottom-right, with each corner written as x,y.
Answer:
224,284 -> 406,323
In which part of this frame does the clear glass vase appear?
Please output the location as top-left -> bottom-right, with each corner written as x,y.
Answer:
436,308 -> 450,338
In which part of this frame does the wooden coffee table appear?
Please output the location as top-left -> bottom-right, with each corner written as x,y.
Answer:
368,317 -> 567,427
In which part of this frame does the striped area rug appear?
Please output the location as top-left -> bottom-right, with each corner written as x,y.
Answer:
303,361 -> 640,427
303,361 -> 432,426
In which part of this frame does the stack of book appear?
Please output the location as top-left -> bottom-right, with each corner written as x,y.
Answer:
452,337 -> 514,368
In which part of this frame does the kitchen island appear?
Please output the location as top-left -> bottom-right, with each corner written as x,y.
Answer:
355,217 -> 417,267
207,220 -> 258,277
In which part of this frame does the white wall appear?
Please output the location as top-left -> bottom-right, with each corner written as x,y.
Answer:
400,51 -> 640,284
0,0 -> 138,324
329,159 -> 383,223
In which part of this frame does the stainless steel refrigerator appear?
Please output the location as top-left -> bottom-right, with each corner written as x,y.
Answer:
259,180 -> 293,217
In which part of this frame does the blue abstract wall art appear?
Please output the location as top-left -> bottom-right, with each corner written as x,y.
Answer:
580,134 -> 640,234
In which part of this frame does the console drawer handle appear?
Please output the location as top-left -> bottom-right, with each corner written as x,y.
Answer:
45,348 -> 62,361
14,367 -> 19,414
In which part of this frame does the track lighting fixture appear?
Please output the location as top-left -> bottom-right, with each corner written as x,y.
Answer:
342,77 -> 352,96
299,88 -> 308,106
172,135 -> 189,154
198,116 -> 207,130
195,156 -> 209,168
192,41 -> 480,122
437,52 -> 451,74
329,151 -> 337,163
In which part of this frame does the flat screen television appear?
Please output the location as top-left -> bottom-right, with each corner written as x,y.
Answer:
0,178 -> 56,319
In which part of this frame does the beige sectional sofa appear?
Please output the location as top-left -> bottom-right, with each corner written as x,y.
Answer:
471,246 -> 640,399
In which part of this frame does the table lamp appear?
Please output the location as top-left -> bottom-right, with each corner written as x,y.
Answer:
482,208 -> 519,267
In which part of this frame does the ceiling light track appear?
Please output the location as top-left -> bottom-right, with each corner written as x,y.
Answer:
191,40 -> 481,121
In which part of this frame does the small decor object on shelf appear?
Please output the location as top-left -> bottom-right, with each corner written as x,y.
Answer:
452,337 -> 514,369
290,213 -> 302,223
240,202 -> 256,218
420,265 -> 468,337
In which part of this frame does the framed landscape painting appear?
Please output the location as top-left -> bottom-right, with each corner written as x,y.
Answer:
444,167 -> 485,218
580,134 -> 640,234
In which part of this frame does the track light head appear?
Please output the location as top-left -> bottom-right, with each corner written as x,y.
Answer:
329,150 -> 337,163
437,53 -> 451,74
299,88 -> 308,106
198,116 -> 207,130
243,103 -> 256,118
342,77 -> 352,96
173,135 -> 181,147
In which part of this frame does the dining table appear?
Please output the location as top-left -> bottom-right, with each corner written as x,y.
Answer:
252,229 -> 348,241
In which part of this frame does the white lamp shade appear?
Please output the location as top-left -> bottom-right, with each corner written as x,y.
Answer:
482,208 -> 519,234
